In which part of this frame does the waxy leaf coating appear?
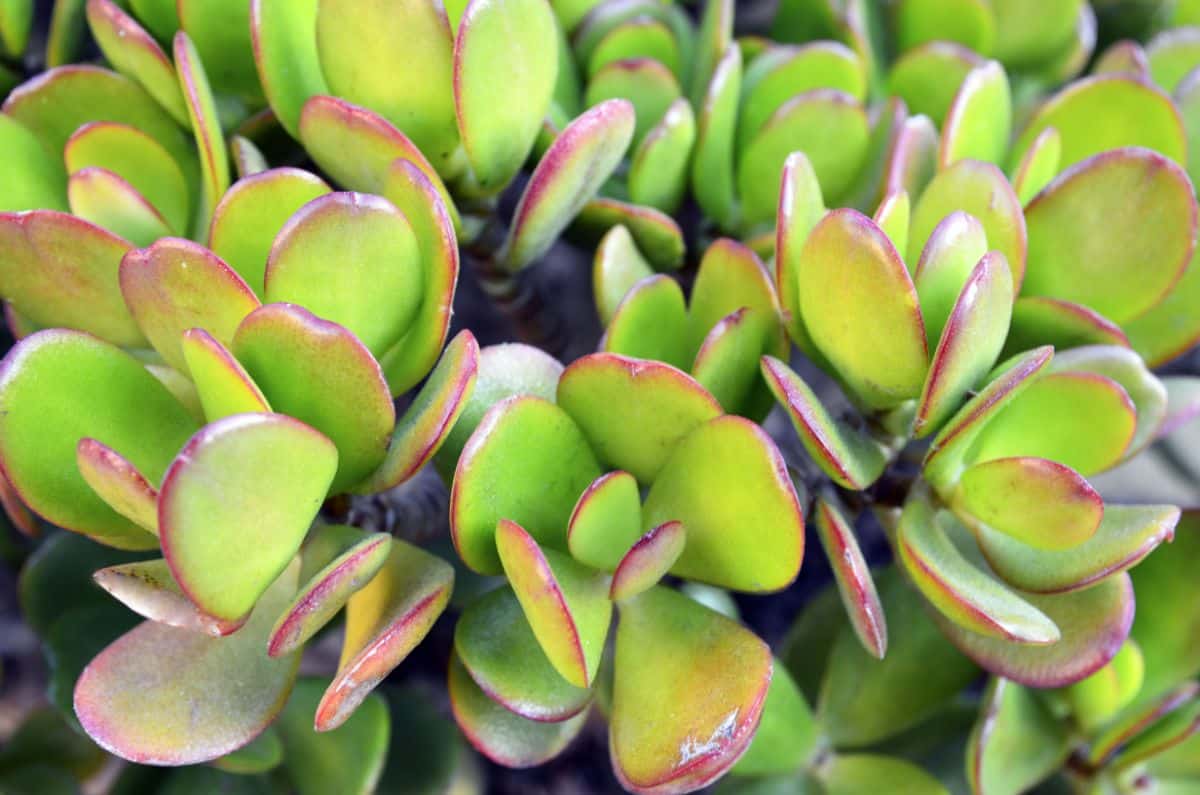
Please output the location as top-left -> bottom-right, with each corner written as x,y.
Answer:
277,678 -> 390,795
567,470 -> 644,572
967,678 -> 1070,795
610,520 -> 686,602
86,0 -> 188,125
68,167 -> 172,247
814,498 -> 886,659
179,328 -> 271,422
496,520 -> 612,689
74,560 -> 302,765
939,60 -> 1011,168
250,0 -> 327,136
602,275 -> 691,370
594,225 -> 654,324
611,586 -> 771,794
160,413 -> 338,622
643,415 -> 804,592
75,438 -> 158,534
94,558 -> 245,637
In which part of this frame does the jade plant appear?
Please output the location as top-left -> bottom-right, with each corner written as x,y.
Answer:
1,0 -> 1200,794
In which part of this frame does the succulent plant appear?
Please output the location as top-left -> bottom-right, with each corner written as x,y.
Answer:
2,1 -> 1200,794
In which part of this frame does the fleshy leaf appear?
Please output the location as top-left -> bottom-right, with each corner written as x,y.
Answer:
502,99 -> 635,270
277,678 -> 389,795
897,491 -> 1059,644
249,0 -> 327,136
86,0 -> 188,124
939,60 -> 1011,168
692,307 -> 780,418
317,539 -> 453,731
739,90 -> 869,226
774,152 -> 826,359
448,651 -> 587,768
75,438 -> 158,534
229,136 -> 268,178
160,413 -> 337,622
211,727 -> 283,775
923,346 -> 1054,490
207,168 -> 331,297
180,327 -> 271,421
628,98 -> 696,213
913,250 -> 1014,437
567,470 -> 644,572
760,356 -> 887,490
575,197 -> 685,270
1089,682 -> 1200,766
558,353 -> 723,484
265,192 -> 423,357
610,585 -> 772,794
610,521 -> 686,602
967,679 -> 1070,795
594,225 -> 654,323
821,754 -> 949,795
601,275 -> 692,370
814,498 -> 886,659
74,560 -> 301,765
977,504 -> 1179,594
731,663 -> 820,777
0,331 -> 196,549
913,211 -> 990,347
1012,75 -> 1186,169
94,558 -> 245,636
297,95 -> 459,231
967,371 -> 1136,476
1023,148 -> 1197,324
584,58 -> 680,149
450,396 -> 602,574
0,211 -> 144,346
1124,247 -> 1200,367
1011,127 -> 1061,206
120,238 -> 261,373
955,456 -> 1102,550
0,115 -> 67,213
68,167 -> 172,247
798,209 -> 928,410
873,189 -> 910,257
315,0 -> 457,174
496,520 -> 612,689
643,415 -> 804,592
887,41 -> 983,126
455,585 -> 592,722
357,330 -> 477,493
690,43 -> 740,231
267,525 -> 393,658
377,158 -> 461,395
1004,296 -> 1129,357
884,113 -> 939,199
233,303 -> 395,494
908,159 -> 1027,290
689,238 -> 781,351
173,32 -> 230,230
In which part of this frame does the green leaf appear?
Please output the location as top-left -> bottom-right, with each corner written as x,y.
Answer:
212,728 -> 284,775
884,114 -> 939,200
120,238 -> 261,373
628,98 -> 696,213
176,0 -> 260,101
297,96 -> 459,232
448,651 -> 587,768
732,663 -> 820,776
816,567 -> 979,747
502,99 -> 635,270
1111,701 -> 1200,772
0,0 -> 32,57
693,307 -> 781,418
377,158 -> 461,395
1004,296 -> 1129,358
315,0 -> 458,175
1065,639 -> 1145,733
67,167 -> 172,246
798,209 -> 928,410
643,415 -> 805,592
977,504 -> 1179,594
873,189 -> 910,257
760,356 -> 887,490
0,331 -> 196,549
739,90 -> 869,226
584,58 -> 681,149
914,250 -> 1014,437
610,585 -> 772,793
86,0 -> 188,124
496,520 -> 612,688
207,168 -> 331,297
230,136 -> 268,178
690,238 -> 782,352
94,557 -> 246,636
594,225 -> 654,323
180,328 -> 271,421
601,275 -> 692,370
1024,148 -> 1197,324
888,41 -> 982,126
0,211 -> 145,346
913,211 -> 990,349
1124,246 -> 1200,367
939,60 -> 1011,168
895,0 -> 994,53
1012,75 -> 1186,169
897,490 -> 1059,644
455,585 -> 592,722
233,303 -> 395,494
967,678 -> 1070,795
278,679 -> 389,795
1010,127 -> 1061,205
250,0 -> 327,136
813,498 -> 886,659
267,525 -> 393,657
74,560 -> 302,765
1147,28 -> 1200,92
821,754 -> 949,795
0,115 -> 67,212
1089,681 -> 1200,765
775,152 -> 827,360
318,539 -> 453,730
589,18 -> 680,78
454,0 -> 557,191
558,353 -> 722,484
610,520 -> 686,602
566,470 -> 644,572
75,438 -> 158,534
908,159 -> 1026,291
173,32 -> 230,231
1130,512 -> 1200,699
264,192 -> 423,358
575,197 -> 685,270
691,44 -> 741,231
160,413 -> 337,622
